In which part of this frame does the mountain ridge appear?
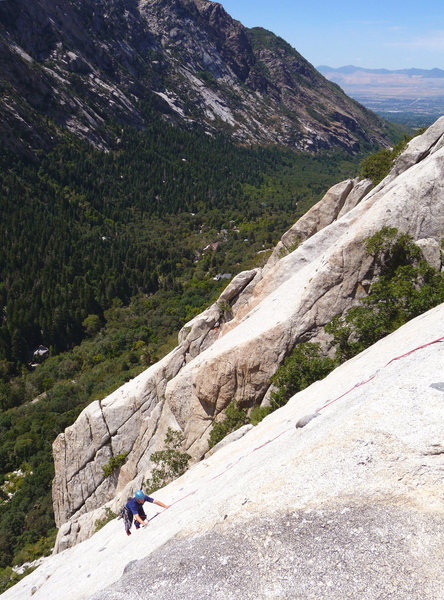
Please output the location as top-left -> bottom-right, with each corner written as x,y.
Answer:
318,65 -> 444,78
0,0 -> 391,155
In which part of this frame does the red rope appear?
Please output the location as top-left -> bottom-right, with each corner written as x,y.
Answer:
316,335 -> 444,414
149,335 -> 444,515
164,489 -> 197,509
316,375 -> 376,413
383,335 -> 444,367
252,427 -> 293,451
156,428 -> 294,512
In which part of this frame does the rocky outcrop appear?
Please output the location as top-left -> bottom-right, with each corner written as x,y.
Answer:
51,268 -> 258,529
265,177 -> 373,270
0,0 -> 391,154
5,300 -> 444,600
50,118 -> 444,552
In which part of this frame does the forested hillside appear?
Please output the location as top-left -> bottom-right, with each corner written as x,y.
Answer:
0,0 -> 393,155
0,0 -> 406,588
0,106 -> 372,586
0,112 -> 364,369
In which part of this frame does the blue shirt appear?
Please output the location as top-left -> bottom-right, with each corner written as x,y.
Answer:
126,494 -> 154,516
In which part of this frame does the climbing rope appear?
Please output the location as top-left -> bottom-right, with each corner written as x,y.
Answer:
147,335 -> 444,516
315,335 -> 444,415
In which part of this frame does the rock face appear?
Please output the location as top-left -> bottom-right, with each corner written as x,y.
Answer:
0,0 -> 390,154
51,267 -> 259,536
4,299 -> 444,600
264,177 -> 373,270
50,117 -> 444,553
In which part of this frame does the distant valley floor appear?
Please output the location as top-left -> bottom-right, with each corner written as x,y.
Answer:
318,66 -> 444,126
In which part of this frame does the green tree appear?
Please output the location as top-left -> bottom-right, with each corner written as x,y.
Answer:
359,136 -> 410,184
326,229 -> 444,362
82,315 -> 102,337
144,429 -> 191,493
102,452 -> 128,478
209,401 -> 249,448
270,342 -> 336,409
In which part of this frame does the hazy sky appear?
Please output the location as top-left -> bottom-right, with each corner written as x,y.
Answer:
219,0 -> 444,70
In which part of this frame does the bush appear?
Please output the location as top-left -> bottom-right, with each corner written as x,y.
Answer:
209,401 -> 249,448
359,137 -> 410,184
12,530 -> 56,566
326,229 -> 444,362
366,226 -> 420,277
270,342 -> 336,409
0,566 -> 21,594
82,315 -> 102,337
144,429 -> 191,494
359,147 -> 393,184
102,452 -> 128,478
249,404 -> 273,426
94,507 -> 116,532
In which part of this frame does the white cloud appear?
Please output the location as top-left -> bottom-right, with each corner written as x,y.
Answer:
386,29 -> 444,51
387,25 -> 405,32
345,19 -> 389,26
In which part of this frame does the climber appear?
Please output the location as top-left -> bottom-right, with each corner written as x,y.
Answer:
123,489 -> 170,536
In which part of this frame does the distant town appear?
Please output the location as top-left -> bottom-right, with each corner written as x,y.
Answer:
318,66 -> 444,127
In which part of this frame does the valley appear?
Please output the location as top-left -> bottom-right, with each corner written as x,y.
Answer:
0,1 -> 436,594
319,65 -> 444,127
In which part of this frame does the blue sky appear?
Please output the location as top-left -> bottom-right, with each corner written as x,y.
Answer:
219,0 -> 444,70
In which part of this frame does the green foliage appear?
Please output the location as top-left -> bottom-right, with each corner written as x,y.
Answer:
249,404 -> 273,426
102,452 -> 128,479
196,70 -> 216,86
359,136 -> 410,184
306,106 -> 331,127
11,530 -> 56,566
358,147 -> 393,184
144,429 -> 191,494
0,460 -> 55,570
0,465 -> 33,503
0,566 -> 19,593
365,226 -> 421,276
0,565 -> 37,594
0,115 -> 364,571
82,315 -> 102,337
248,27 -> 300,57
94,507 -> 116,533
326,229 -> 444,362
270,343 -> 337,409
209,401 -> 249,448
278,237 -> 301,258
217,300 -> 232,319
0,123 -> 361,369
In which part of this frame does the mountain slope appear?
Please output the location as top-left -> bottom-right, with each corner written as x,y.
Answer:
0,0 -> 391,154
3,303 -> 444,600
49,117 -> 444,551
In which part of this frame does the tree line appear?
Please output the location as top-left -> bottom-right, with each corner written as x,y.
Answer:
0,114 -> 369,584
